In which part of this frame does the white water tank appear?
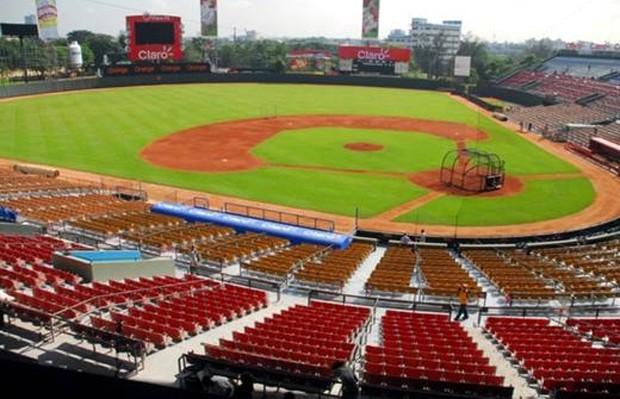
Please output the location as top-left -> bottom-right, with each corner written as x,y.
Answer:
68,41 -> 83,69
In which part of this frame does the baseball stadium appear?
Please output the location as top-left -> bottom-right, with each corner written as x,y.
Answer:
0,1 -> 619,399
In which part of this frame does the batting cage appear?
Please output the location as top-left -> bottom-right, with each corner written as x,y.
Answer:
440,148 -> 505,192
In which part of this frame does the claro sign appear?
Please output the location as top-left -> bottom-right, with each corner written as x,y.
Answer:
138,46 -> 174,61
338,46 -> 411,62
126,15 -> 183,62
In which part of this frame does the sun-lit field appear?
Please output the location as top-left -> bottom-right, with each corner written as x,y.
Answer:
0,83 -> 592,226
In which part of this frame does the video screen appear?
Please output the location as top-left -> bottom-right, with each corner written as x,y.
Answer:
134,22 -> 175,45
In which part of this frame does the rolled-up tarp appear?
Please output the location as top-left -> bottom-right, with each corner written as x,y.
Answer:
13,164 -> 59,178
152,202 -> 352,249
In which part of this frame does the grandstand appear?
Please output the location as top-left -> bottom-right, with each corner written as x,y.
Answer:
0,160 -> 618,399
492,53 -> 620,175
538,56 -> 620,79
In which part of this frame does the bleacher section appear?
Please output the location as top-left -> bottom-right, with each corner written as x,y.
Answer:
241,243 -> 325,279
0,193 -> 150,225
363,311 -> 511,398
534,240 -> 620,295
567,318 -> 620,345
506,103 -> 610,135
538,56 -> 620,79
497,56 -> 620,117
464,249 -> 557,302
194,301 -> 370,393
4,264 -> 267,354
0,169 -> 97,197
2,226 -> 620,398
366,246 -> 417,295
485,317 -> 620,394
418,248 -> 482,299
292,242 -> 375,289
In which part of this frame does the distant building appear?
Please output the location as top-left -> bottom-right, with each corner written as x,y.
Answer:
24,14 -> 37,25
386,29 -> 410,46
409,18 -> 462,60
237,30 -> 258,42
385,18 -> 462,75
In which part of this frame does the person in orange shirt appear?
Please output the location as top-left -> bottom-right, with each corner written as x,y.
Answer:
454,283 -> 470,321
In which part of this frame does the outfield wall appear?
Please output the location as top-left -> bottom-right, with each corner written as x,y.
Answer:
0,73 -> 550,109
472,83 -> 548,107
0,73 -> 450,99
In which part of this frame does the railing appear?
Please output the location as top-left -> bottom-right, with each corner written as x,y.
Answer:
223,202 -> 335,232
477,303 -> 620,326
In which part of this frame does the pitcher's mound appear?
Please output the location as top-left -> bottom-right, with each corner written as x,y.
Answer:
344,142 -> 384,152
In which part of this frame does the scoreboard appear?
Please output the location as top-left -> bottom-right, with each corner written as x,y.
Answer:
126,15 -> 183,62
338,46 -> 411,75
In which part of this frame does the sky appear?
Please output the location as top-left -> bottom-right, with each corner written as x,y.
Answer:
2,0 -> 620,43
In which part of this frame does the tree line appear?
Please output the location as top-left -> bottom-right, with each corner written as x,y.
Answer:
0,29 -> 558,83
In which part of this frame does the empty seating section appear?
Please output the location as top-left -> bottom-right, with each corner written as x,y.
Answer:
506,250 -> 612,300
122,223 -> 234,250
3,251 -> 268,353
202,301 -> 370,380
84,275 -> 266,352
0,169 -> 96,197
533,74 -> 620,101
499,68 -> 620,105
0,234 -> 82,289
535,240 -> 620,287
241,243 -> 325,279
567,318 -> 620,345
69,210 -> 182,237
539,56 -> 620,79
418,248 -> 482,298
366,246 -> 416,294
498,57 -> 620,116
464,250 -> 556,301
591,95 -> 620,114
485,317 -> 620,393
293,242 -> 375,288
565,123 -> 620,148
506,103 -> 610,134
193,233 -> 289,266
0,193 -> 150,225
498,70 -> 546,89
364,311 -> 503,391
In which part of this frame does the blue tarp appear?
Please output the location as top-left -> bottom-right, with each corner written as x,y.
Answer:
69,250 -> 142,262
151,202 -> 352,249
0,206 -> 18,223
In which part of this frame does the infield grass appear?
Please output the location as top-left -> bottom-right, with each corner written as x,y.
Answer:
253,128 -> 455,173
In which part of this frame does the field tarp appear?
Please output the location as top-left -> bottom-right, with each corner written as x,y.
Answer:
152,202 -> 352,249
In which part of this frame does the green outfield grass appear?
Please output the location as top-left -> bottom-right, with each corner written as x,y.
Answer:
0,83 -> 592,225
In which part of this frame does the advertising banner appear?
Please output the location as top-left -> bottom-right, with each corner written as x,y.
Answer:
34,0 -> 59,40
200,0 -> 218,37
103,63 -> 211,77
339,46 -> 410,74
286,50 -> 331,73
454,55 -> 472,77
362,0 -> 379,39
